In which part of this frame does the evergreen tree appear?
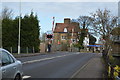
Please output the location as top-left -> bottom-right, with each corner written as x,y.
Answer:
2,18 -> 13,47
2,9 -> 40,53
21,12 -> 40,53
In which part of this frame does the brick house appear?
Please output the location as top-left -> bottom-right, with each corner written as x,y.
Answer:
53,18 -> 80,51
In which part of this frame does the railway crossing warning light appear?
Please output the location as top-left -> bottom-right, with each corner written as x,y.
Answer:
46,34 -> 53,39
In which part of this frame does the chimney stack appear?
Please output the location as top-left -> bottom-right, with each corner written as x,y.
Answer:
64,18 -> 71,24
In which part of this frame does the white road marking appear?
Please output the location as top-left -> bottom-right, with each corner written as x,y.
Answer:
23,52 -> 80,64
74,52 -> 80,54
23,76 -> 31,79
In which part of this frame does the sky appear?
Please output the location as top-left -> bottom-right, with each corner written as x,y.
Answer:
1,1 -> 119,42
1,0 -> 120,2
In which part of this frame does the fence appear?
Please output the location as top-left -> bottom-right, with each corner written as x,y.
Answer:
3,47 -> 37,53
107,63 -> 120,79
102,51 -> 120,80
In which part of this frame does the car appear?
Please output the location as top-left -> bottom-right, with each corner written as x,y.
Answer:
0,48 -> 23,80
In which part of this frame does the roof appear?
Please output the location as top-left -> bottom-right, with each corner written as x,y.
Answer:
0,48 -> 10,53
54,22 -> 80,33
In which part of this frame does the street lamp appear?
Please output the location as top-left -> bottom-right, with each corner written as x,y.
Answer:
18,0 -> 21,54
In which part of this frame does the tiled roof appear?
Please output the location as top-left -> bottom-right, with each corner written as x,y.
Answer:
54,23 -> 80,33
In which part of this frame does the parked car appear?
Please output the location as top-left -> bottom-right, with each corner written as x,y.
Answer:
0,48 -> 23,80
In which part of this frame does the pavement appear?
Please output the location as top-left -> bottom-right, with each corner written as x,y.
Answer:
71,53 -> 106,79
13,52 -> 55,58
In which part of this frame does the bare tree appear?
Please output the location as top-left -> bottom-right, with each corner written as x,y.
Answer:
0,17 -> 2,48
75,16 -> 94,29
72,16 -> 94,51
2,7 -> 13,19
91,9 -> 118,51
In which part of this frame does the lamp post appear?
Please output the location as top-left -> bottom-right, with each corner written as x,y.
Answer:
18,0 -> 21,54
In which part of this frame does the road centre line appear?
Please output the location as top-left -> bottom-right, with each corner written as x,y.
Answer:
23,53 -> 80,64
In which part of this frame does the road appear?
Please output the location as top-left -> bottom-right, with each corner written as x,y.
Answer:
17,52 -> 99,79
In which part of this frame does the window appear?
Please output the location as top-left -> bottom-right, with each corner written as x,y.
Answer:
64,28 -> 67,32
72,39 -> 76,43
8,54 -> 15,63
61,36 -> 67,40
71,39 -> 76,43
2,51 -> 15,66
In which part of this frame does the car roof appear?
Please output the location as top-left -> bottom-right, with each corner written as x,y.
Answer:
0,48 -> 7,50
0,48 -> 3,51
0,48 -> 10,53
0,48 -> 16,60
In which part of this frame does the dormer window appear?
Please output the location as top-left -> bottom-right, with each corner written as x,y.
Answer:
64,28 -> 67,32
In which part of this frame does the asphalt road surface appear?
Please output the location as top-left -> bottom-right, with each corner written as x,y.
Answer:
17,52 -> 99,79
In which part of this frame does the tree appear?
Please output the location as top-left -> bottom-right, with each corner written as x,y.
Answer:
2,7 -> 15,50
0,18 -> 2,47
2,7 -> 13,19
89,34 -> 97,45
72,16 -> 94,51
21,11 -> 40,52
2,8 -> 40,53
75,16 -> 93,29
2,19 -> 14,47
91,9 -> 118,52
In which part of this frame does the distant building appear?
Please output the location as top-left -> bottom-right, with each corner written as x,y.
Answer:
53,18 -> 92,51
53,18 -> 80,51
53,18 -> 80,45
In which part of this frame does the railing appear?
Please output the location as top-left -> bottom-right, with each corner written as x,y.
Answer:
102,52 -> 120,80
2,47 -> 36,53
107,63 -> 120,80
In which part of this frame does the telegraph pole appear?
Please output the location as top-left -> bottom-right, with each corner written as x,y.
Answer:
52,17 -> 55,32
18,0 -> 21,54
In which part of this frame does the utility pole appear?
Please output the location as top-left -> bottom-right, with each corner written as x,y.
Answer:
52,17 -> 55,32
18,0 -> 21,54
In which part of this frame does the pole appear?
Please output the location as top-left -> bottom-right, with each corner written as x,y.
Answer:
52,17 -> 55,51
26,47 -> 28,54
18,0 -> 21,54
52,17 -> 55,32
33,46 -> 34,53
10,47 -> 12,53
